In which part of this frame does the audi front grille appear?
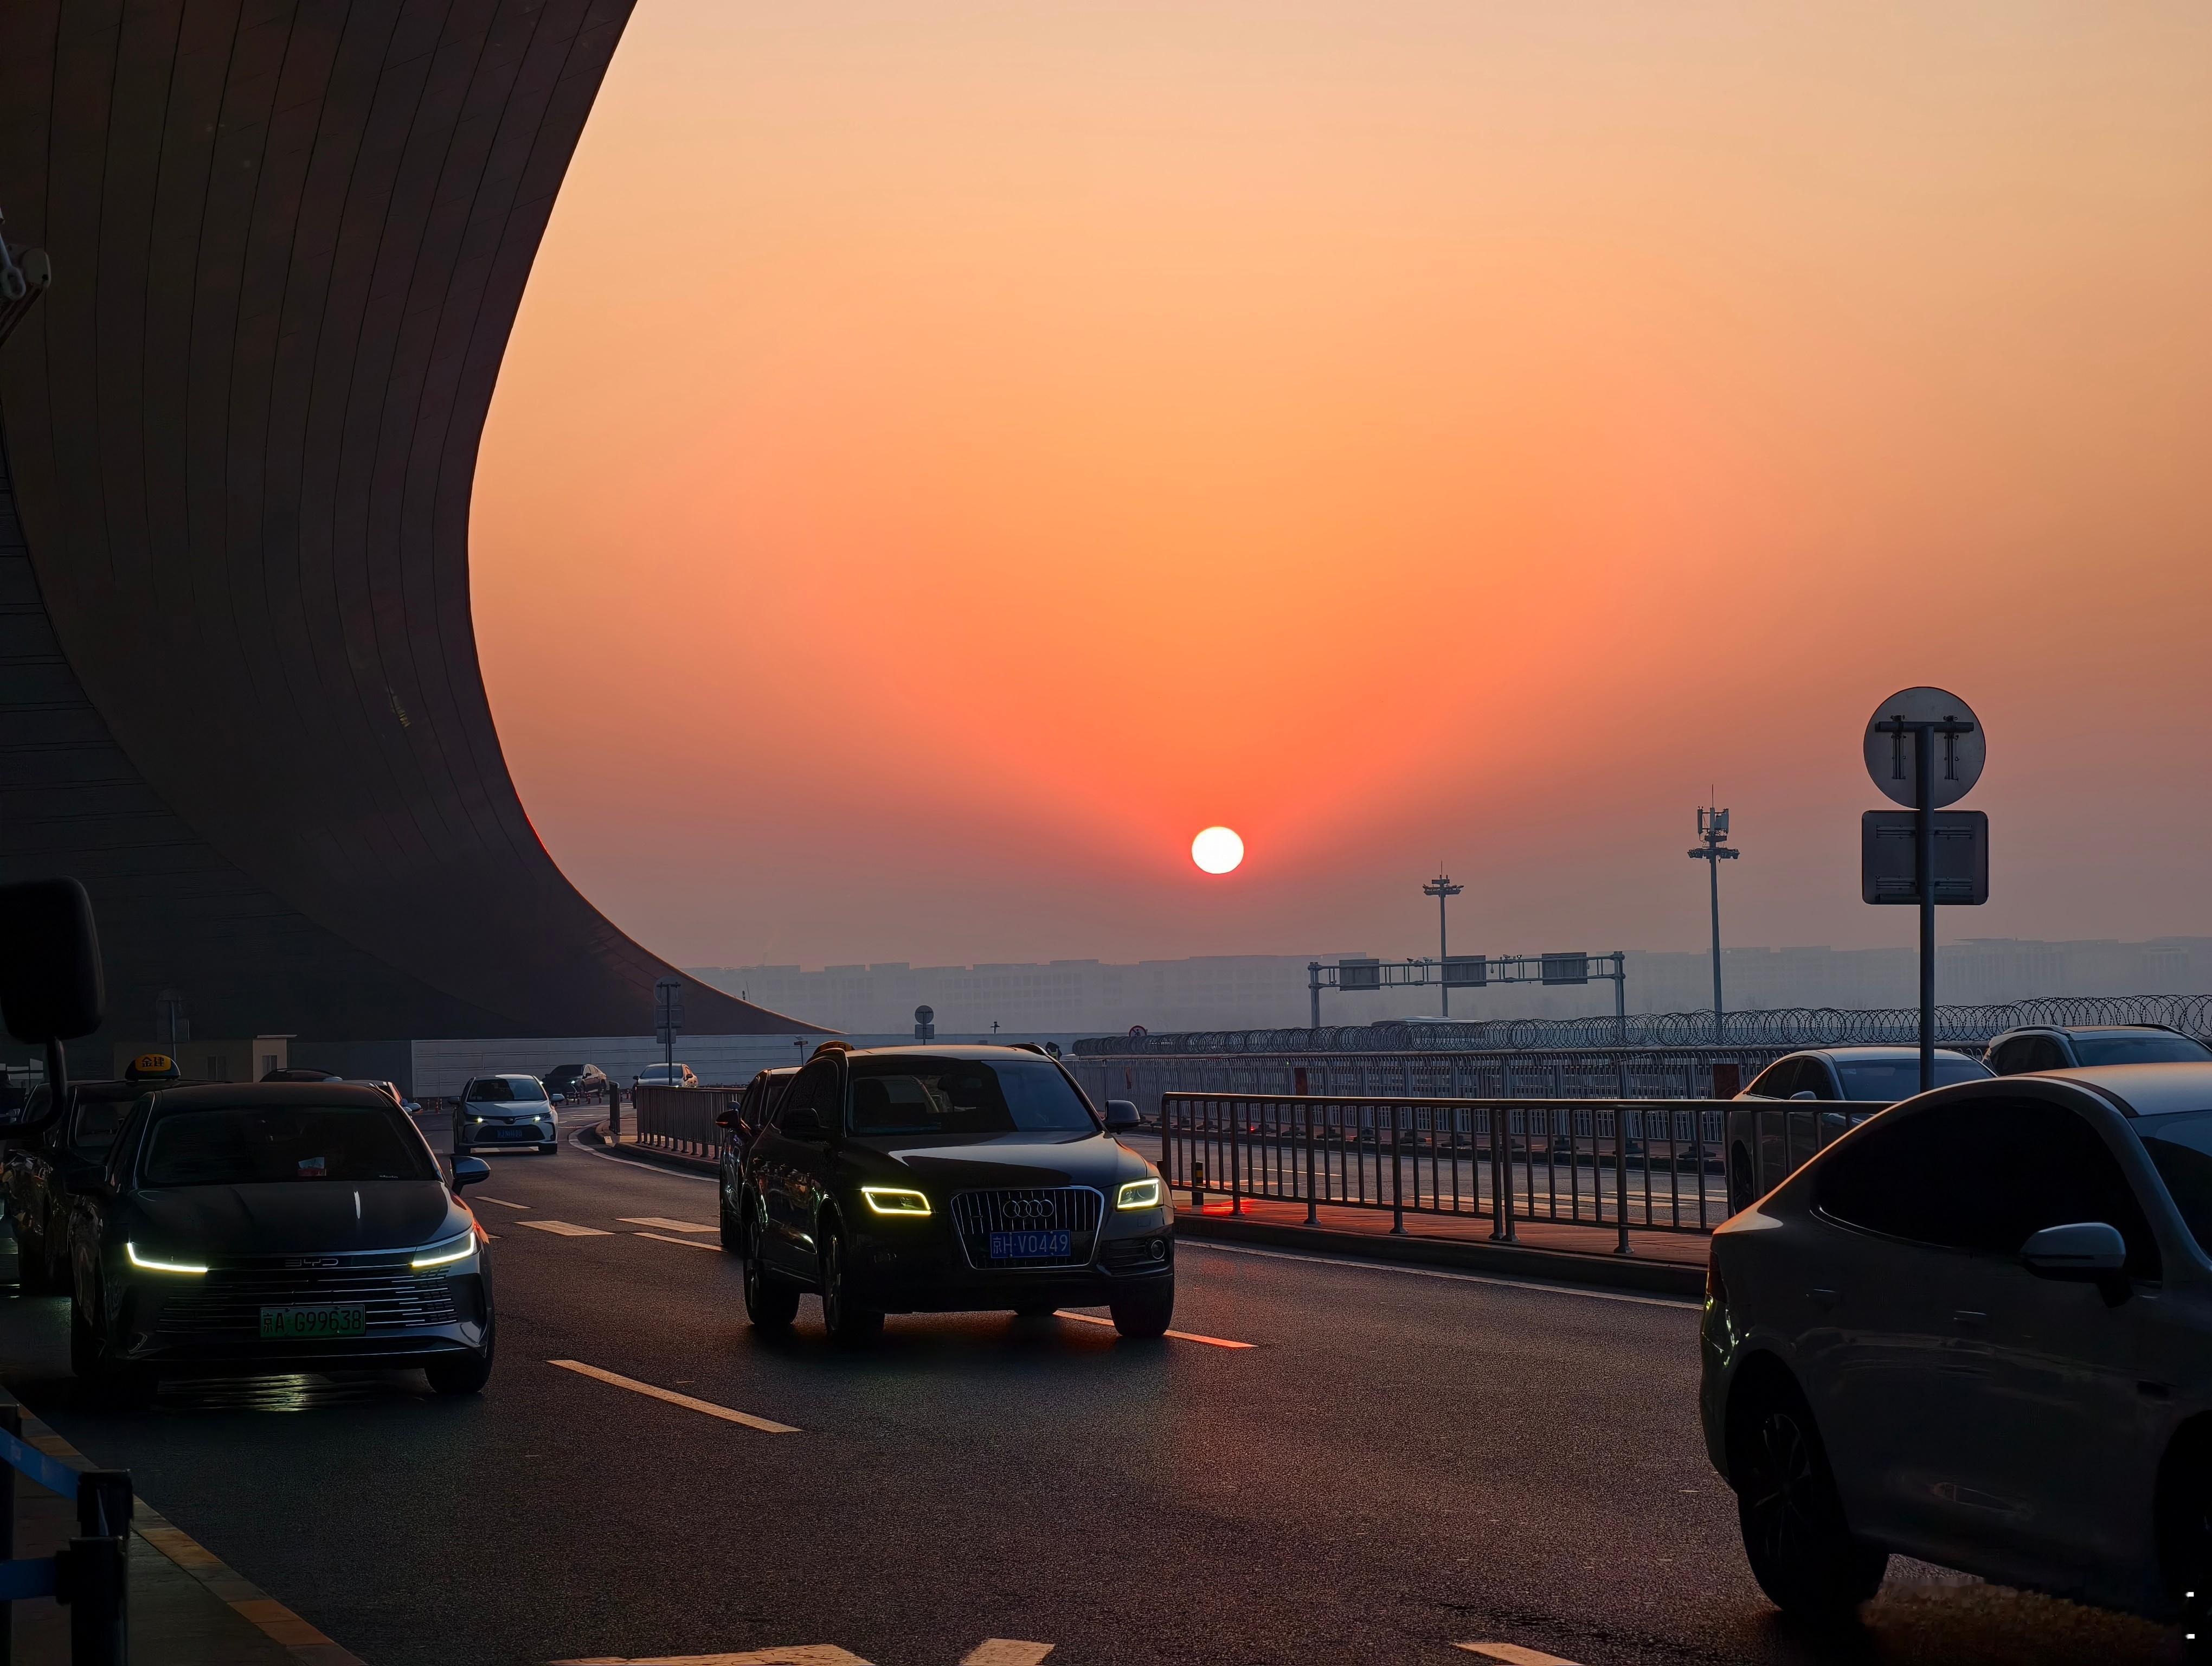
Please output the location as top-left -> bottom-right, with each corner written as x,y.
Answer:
947,1187 -> 1104,1269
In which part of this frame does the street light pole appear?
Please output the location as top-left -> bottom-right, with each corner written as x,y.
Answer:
1422,872 -> 1463,1017
1687,804 -> 1739,1045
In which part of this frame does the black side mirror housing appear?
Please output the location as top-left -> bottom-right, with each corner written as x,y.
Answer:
451,1156 -> 491,1192
550,1093 -> 565,1105
0,879 -> 104,1047
1105,1099 -> 1142,1133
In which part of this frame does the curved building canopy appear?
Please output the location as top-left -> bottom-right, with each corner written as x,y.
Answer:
0,0 -> 819,1042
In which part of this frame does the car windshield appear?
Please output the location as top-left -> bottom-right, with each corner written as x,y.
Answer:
1834,1056 -> 1992,1100
2132,1110 -> 2212,1257
142,1105 -> 438,1187
2074,1034 -> 2212,1067
466,1077 -> 544,1102
847,1057 -> 1095,1138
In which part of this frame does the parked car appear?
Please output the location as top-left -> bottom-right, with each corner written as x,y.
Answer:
454,1074 -> 562,1155
633,1063 -> 698,1091
717,1068 -> 799,1250
1701,1061 -> 2212,1651
734,1045 -> 1171,1343
543,1063 -> 608,1103
63,1082 -> 494,1403
4,1080 -> 144,1292
261,1066 -> 341,1084
1985,1024 -> 2212,1075
1725,1047 -> 1992,1214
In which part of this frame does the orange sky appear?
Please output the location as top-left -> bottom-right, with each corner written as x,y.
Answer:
473,1 -> 2212,972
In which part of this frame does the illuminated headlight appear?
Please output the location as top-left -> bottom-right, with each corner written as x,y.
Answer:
861,1186 -> 932,1217
411,1231 -> 479,1270
127,1242 -> 208,1275
1116,1177 -> 1163,1211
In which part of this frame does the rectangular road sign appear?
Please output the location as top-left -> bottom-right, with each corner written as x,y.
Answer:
1540,953 -> 1588,986
1861,810 -> 1989,905
1442,956 -> 1487,988
1338,957 -> 1382,991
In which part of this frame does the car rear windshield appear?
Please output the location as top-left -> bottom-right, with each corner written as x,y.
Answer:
2073,1034 -> 2212,1067
847,1058 -> 1095,1138
1835,1056 -> 1991,1101
465,1077 -> 544,1102
2132,1111 -> 2212,1256
142,1105 -> 438,1187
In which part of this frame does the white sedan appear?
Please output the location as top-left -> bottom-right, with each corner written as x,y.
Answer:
1701,1061 -> 2212,1652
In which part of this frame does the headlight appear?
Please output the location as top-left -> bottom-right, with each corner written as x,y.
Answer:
411,1231 -> 478,1269
1116,1177 -> 1163,1211
861,1186 -> 932,1216
127,1241 -> 208,1275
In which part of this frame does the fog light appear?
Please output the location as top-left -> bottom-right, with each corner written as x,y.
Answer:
1149,1239 -> 1168,1261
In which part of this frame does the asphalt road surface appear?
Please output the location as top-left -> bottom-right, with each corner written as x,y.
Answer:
0,1120 -> 2180,1666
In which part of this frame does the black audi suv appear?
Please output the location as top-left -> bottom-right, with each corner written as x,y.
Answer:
63,1082 -> 496,1402
733,1046 -> 1173,1343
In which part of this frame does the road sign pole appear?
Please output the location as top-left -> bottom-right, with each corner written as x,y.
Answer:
1917,723 -> 1935,1092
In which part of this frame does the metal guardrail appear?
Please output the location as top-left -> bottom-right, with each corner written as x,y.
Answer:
1159,1092 -> 1880,1252
630,1085 -> 743,1162
1079,992 -> 2212,1056
0,1402 -> 130,1664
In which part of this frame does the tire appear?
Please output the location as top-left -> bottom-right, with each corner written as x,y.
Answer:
818,1223 -> 882,1346
2157,1431 -> 2212,1658
70,1283 -> 153,1409
1109,1280 -> 1175,1339
16,1226 -> 53,1294
426,1335 -> 495,1395
742,1207 -> 800,1329
1729,1371 -> 1887,1623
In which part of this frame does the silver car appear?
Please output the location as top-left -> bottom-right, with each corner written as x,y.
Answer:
1725,1046 -> 1991,1213
454,1074 -> 562,1155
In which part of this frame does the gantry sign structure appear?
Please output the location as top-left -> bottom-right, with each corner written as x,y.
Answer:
0,0 -> 820,1044
1307,953 -> 1630,1035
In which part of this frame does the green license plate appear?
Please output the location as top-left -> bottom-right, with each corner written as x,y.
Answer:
259,1304 -> 366,1341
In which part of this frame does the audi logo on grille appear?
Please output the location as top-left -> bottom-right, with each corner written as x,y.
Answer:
1002,1200 -> 1054,1221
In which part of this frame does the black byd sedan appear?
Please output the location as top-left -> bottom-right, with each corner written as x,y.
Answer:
735,1046 -> 1173,1343
64,1083 -> 495,1403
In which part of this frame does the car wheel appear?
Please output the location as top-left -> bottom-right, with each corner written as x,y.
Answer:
818,1223 -> 882,1346
70,1281 -> 153,1409
1730,1371 -> 1887,1623
426,1328 -> 496,1396
1728,1145 -> 1755,1216
742,1207 -> 800,1329
1108,1279 -> 1174,1339
2157,1431 -> 2212,1659
16,1227 -> 52,1293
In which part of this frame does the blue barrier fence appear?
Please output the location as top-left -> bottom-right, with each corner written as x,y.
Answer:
0,1400 -> 130,1664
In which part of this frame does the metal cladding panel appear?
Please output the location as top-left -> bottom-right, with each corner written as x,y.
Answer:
0,0 -> 820,1042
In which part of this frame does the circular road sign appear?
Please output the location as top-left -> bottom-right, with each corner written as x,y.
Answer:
1863,686 -> 1985,808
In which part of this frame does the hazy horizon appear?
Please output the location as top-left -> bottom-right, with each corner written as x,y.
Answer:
473,2 -> 2212,973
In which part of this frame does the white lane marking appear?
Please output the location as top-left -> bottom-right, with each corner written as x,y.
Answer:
519,1220 -> 614,1237
959,1645 -> 1054,1666
634,1231 -> 722,1252
478,1195 -> 531,1210
1179,1239 -> 1701,1311
548,1360 -> 799,1434
1053,1310 -> 1253,1349
620,1217 -> 717,1233
570,1125 -> 717,1183
554,1649 -> 869,1665
1457,1645 -> 1584,1665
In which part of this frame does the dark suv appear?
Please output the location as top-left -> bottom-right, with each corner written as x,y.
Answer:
731,1046 -> 1173,1344
1984,1024 -> 2212,1075
718,1067 -> 797,1251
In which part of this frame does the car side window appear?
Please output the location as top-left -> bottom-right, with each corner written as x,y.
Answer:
1985,1039 -> 2025,1075
1816,1098 -> 2160,1278
779,1062 -> 833,1135
1746,1059 -> 1801,1099
1798,1059 -> 1838,1101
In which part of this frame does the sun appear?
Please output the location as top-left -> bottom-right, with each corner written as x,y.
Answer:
1191,826 -> 1245,875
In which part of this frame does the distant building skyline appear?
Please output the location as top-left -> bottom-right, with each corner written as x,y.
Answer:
692,936 -> 2212,1039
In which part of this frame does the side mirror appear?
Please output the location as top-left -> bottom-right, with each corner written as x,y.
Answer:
550,1093 -> 565,1105
451,1156 -> 491,1193
2021,1221 -> 2126,1278
1105,1099 -> 1142,1133
1787,1090 -> 1818,1102
715,1108 -> 740,1130
0,879 -> 105,1123
403,1100 -> 421,1114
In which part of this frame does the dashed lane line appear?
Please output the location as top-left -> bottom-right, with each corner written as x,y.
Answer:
477,1195 -> 531,1209
959,1643 -> 1053,1666
1456,1645 -> 1584,1665
634,1231 -> 722,1252
549,1360 -> 800,1434
1052,1310 -> 1253,1349
1178,1238 -> 1701,1311
518,1220 -> 614,1237
620,1217 -> 717,1233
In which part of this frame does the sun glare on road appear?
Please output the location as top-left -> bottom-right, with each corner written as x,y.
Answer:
1191,825 -> 1244,874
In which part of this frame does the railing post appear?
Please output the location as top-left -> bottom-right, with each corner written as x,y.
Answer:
1303,1100 -> 1317,1226
61,1470 -> 130,1666
1161,1095 -> 1174,1205
0,1402 -> 15,1666
1228,1099 -> 1243,1216
1390,1108 -> 1406,1234
1500,1109 -> 1517,1244
1614,1102 -> 1632,1256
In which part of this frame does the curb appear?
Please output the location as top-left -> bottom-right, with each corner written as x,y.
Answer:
578,1122 -> 718,1177
1174,1213 -> 1706,1298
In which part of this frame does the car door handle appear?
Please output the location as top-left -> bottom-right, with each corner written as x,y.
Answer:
1951,1309 -> 1988,1330
1807,1287 -> 1838,1311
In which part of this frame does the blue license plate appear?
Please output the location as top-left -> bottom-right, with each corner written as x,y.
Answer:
989,1229 -> 1070,1261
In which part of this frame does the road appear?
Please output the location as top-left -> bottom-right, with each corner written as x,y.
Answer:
0,1119 -> 2177,1666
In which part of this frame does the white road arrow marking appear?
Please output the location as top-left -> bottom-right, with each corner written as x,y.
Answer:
1456,1643 -> 1585,1665
957,1644 -> 1053,1666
